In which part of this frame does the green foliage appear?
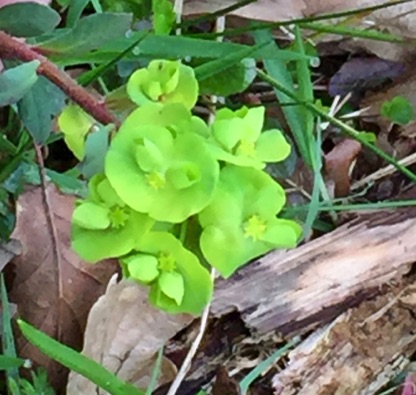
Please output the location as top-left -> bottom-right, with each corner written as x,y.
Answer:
8,369 -> 55,395
198,58 -> 256,96
0,355 -> 26,370
18,320 -> 145,395
18,76 -> 66,145
61,59 -> 301,314
208,106 -> 291,169
37,13 -> 133,55
381,96 -> 414,125
79,124 -> 112,178
199,166 -> 302,277
0,2 -> 60,37
71,174 -> 154,261
152,0 -> 175,35
58,104 -> 94,160
122,231 -> 213,313
0,61 -> 40,107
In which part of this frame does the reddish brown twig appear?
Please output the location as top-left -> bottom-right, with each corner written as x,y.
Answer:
0,31 -> 119,126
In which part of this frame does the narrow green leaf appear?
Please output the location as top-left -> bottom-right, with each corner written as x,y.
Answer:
18,319 -> 145,395
137,35 -> 309,62
0,355 -> 26,370
18,76 -> 66,144
38,13 -> 133,54
77,31 -> 150,87
180,0 -> 257,28
1,274 -> 19,381
190,0 -> 413,40
145,347 -> 164,395
293,25 -> 315,163
300,22 -> 407,43
257,68 -> 416,184
0,61 -> 40,107
47,32 -> 313,66
240,337 -> 300,394
253,29 -> 311,166
0,3 -> 60,37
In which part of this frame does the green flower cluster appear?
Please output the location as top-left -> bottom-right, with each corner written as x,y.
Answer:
66,60 -> 302,315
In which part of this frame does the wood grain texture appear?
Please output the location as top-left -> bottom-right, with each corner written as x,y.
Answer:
212,207 -> 416,336
272,279 -> 416,395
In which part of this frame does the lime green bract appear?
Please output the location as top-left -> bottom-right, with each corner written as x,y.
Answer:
71,175 -> 154,262
209,106 -> 291,169
105,119 -> 219,223
122,232 -> 213,314
58,105 -> 94,160
127,60 -> 198,110
65,58 -> 302,316
199,166 -> 302,278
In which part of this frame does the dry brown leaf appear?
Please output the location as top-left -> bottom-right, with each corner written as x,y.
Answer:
67,277 -> 193,394
325,138 -> 362,197
182,0 -> 306,21
0,239 -> 21,272
305,1 -> 416,61
6,184 -> 117,392
212,366 -> 241,395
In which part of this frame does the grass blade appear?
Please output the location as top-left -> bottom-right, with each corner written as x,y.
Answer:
253,29 -> 312,166
17,319 -> 145,395
0,355 -> 26,370
301,22 -> 408,43
191,0 -> 413,39
1,274 -> 19,381
145,347 -> 164,395
239,336 -> 300,395
77,31 -> 150,87
293,25 -> 315,160
256,68 -> 416,183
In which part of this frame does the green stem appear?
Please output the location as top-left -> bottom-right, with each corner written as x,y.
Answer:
179,221 -> 188,244
285,199 -> 416,214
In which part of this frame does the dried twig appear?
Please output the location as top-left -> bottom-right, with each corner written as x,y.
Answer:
34,144 -> 64,341
0,31 -> 118,126
166,268 -> 216,395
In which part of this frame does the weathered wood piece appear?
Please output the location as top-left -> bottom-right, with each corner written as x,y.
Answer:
158,206 -> 416,395
272,279 -> 416,395
212,207 -> 416,336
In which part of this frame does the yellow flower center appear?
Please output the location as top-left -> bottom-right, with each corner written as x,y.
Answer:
158,253 -> 176,272
236,139 -> 256,157
243,215 -> 266,241
146,171 -> 166,190
108,206 -> 129,229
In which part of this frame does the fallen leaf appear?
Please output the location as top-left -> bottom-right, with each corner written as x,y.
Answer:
212,366 -> 241,395
328,57 -> 404,98
6,184 -> 117,392
0,239 -> 21,273
182,0 -> 306,21
325,138 -> 362,197
67,277 -> 193,394
305,1 -> 416,61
